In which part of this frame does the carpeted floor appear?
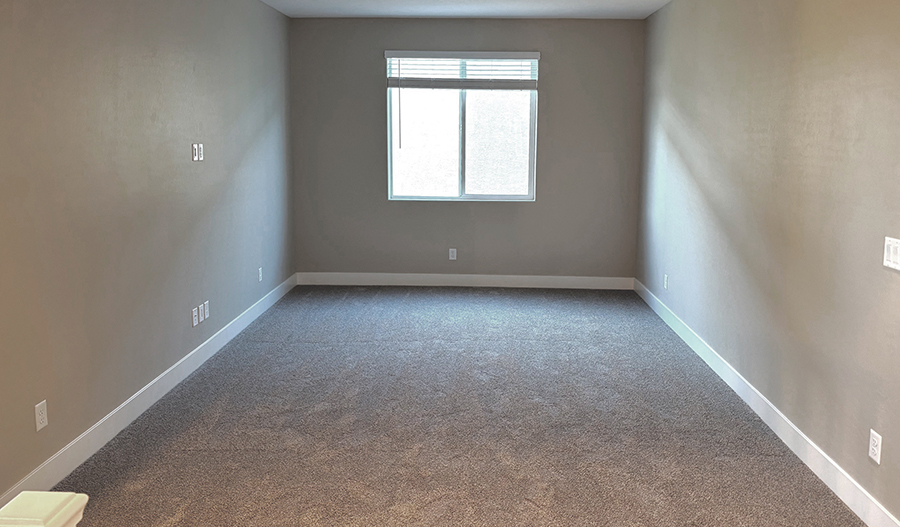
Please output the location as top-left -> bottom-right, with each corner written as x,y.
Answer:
55,286 -> 863,526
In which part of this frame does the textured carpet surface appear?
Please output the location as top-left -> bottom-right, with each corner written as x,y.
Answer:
55,286 -> 863,526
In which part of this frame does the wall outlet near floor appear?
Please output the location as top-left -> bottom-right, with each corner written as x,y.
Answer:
35,400 -> 48,432
449,248 -> 457,261
258,267 -> 263,282
664,274 -> 669,290
870,429 -> 882,465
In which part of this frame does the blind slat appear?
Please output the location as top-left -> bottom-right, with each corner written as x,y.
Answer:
386,55 -> 539,85
385,50 -> 539,60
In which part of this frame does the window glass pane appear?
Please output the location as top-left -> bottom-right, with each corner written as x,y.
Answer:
464,90 -> 532,196
390,88 -> 460,198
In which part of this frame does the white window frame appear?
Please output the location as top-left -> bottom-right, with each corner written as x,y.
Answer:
386,51 -> 540,202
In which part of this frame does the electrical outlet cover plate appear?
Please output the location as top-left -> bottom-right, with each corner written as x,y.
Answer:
192,307 -> 199,327
35,400 -> 48,432
449,248 -> 457,261
204,301 -> 209,319
870,429 -> 882,465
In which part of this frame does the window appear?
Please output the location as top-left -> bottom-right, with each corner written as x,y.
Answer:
386,51 -> 540,201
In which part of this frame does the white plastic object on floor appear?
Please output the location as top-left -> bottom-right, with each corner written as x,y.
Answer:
0,491 -> 89,527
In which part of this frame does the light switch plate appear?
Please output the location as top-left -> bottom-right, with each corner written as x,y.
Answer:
192,144 -> 200,162
192,307 -> 199,327
198,304 -> 205,323
198,143 -> 204,161
884,237 -> 900,270
204,301 -> 209,319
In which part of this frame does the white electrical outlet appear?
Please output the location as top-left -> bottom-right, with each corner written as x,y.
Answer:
664,274 -> 669,290
198,144 -> 204,161
449,248 -> 457,261
258,267 -> 263,282
192,144 -> 200,162
870,429 -> 882,465
204,301 -> 209,319
35,400 -> 48,432
192,307 -> 199,327
198,303 -> 205,323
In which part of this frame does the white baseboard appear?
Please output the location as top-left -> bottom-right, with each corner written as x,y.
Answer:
295,272 -> 635,290
634,280 -> 899,527
0,274 -> 298,508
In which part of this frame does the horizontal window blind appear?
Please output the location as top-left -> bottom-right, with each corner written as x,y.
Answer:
385,51 -> 539,90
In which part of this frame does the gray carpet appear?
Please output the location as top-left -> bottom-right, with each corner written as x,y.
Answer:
55,286 -> 863,526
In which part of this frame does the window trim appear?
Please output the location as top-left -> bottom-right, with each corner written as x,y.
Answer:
385,51 -> 540,202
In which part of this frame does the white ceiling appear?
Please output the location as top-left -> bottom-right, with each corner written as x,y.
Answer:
258,0 -> 672,19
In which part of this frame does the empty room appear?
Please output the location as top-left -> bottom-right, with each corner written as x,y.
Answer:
1,0 -> 898,525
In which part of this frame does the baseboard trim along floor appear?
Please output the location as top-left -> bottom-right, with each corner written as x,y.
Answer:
634,280 -> 899,527
0,274 -> 299,509
295,272 -> 635,290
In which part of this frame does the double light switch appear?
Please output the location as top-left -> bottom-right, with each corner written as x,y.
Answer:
884,237 -> 900,271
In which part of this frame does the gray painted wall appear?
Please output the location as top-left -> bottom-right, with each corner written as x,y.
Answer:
640,0 -> 900,516
290,19 -> 645,277
0,0 -> 292,493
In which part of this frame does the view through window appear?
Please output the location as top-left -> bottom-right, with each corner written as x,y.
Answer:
386,52 -> 540,201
